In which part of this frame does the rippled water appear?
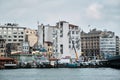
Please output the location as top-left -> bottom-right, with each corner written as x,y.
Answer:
0,68 -> 120,80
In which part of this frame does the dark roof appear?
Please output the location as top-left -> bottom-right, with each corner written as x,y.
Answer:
0,57 -> 14,60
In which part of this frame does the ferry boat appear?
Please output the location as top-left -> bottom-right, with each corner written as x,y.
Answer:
0,57 -> 17,69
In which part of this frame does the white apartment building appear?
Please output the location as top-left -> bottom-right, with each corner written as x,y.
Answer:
0,23 -> 26,54
38,21 -> 81,59
53,21 -> 81,59
100,32 -> 116,59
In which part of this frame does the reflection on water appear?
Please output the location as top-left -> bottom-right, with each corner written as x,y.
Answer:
0,68 -> 120,80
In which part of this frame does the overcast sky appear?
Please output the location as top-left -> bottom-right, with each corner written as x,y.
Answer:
0,0 -> 120,36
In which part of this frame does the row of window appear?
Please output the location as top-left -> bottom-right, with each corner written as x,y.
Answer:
0,50 -> 5,52
23,46 -> 29,49
69,26 -> 78,30
0,28 -> 24,30
2,35 -> 24,38
100,39 -> 115,41
100,42 -> 115,44
69,31 -> 79,35
7,39 -> 23,42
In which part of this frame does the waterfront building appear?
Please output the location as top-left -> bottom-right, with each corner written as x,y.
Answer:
53,21 -> 81,59
100,31 -> 116,59
81,29 -> 102,59
0,23 -> 26,55
0,36 -> 6,56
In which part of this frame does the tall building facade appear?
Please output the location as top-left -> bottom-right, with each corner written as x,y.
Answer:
0,23 -> 26,54
100,31 -> 116,59
38,24 -> 44,48
53,21 -> 81,59
81,29 -> 102,59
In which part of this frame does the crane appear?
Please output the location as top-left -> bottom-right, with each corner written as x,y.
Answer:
68,30 -> 79,61
72,40 -> 78,61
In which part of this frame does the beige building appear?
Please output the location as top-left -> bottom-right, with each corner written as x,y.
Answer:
81,29 -> 102,59
44,41 -> 53,58
25,28 -> 38,47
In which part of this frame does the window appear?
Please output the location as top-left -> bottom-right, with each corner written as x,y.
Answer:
14,36 -> 17,38
4,35 -> 7,37
19,39 -> 23,41
1,50 -> 4,52
69,45 -> 71,48
69,40 -> 71,43
60,44 -> 63,54
26,31 -> 29,33
8,39 -> 11,41
72,31 -> 74,34
13,39 -> 17,41
19,36 -> 23,38
21,32 -> 23,34
75,26 -> 78,29
8,36 -> 11,38
13,32 -> 17,34
76,31 -> 78,34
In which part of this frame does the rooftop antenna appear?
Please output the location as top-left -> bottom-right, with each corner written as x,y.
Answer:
37,21 -> 39,26
88,25 -> 91,32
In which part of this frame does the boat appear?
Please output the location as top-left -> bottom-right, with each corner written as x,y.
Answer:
0,57 -> 18,69
66,63 -> 78,68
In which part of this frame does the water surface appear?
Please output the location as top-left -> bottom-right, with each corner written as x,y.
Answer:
0,68 -> 120,80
